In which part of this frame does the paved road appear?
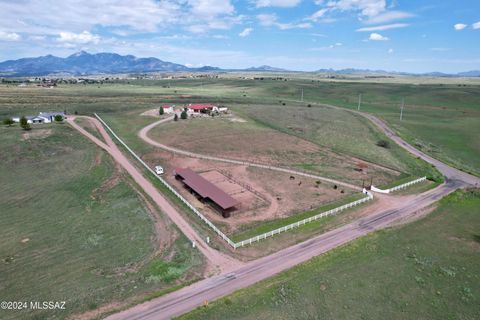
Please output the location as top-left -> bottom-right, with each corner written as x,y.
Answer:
106,109 -> 479,320
67,116 -> 241,272
138,116 -> 361,191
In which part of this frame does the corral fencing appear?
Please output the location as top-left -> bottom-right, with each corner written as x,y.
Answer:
371,176 -> 427,194
94,113 -> 374,249
94,113 -> 236,247
216,168 -> 271,203
234,191 -> 373,248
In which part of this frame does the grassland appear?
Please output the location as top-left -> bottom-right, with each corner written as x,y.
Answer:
230,193 -> 365,242
0,123 -> 203,319
179,188 -> 480,320
2,77 -> 472,181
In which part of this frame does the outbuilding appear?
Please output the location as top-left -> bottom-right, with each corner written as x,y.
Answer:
160,105 -> 175,114
186,104 -> 218,114
174,167 -> 239,217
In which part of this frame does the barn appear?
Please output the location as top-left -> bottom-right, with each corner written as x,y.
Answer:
174,167 -> 239,217
160,105 -> 175,114
187,104 -> 218,114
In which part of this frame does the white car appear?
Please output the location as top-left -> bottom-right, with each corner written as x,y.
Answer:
154,165 -> 164,175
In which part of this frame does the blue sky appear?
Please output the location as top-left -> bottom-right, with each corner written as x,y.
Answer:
0,0 -> 479,72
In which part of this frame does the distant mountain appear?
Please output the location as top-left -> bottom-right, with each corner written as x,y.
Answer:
457,70 -> 480,77
0,51 -> 479,77
0,51 -> 191,76
315,68 -> 480,77
243,65 -> 289,72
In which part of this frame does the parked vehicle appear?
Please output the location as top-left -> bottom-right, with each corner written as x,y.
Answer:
154,165 -> 164,175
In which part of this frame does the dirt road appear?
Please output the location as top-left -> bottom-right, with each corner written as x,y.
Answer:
106,180 -> 461,320
67,117 -> 242,272
105,107 -> 479,320
138,116 -> 361,191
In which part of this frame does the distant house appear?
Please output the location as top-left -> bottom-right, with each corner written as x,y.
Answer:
160,105 -> 175,114
12,112 -> 65,124
186,104 -> 218,114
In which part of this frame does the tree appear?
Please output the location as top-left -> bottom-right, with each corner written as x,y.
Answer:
3,118 -> 14,127
180,110 -> 188,120
159,106 -> 164,115
20,116 -> 31,131
376,140 -> 390,148
174,114 -> 179,121
54,115 -> 63,122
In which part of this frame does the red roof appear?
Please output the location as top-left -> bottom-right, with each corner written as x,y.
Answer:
175,168 -> 239,210
188,104 -> 215,110
161,105 -> 173,108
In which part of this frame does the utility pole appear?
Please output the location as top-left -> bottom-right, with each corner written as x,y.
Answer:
357,93 -> 362,111
400,98 -> 405,121
300,88 -> 304,102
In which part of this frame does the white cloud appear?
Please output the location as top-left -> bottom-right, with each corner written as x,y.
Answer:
327,0 -> 386,17
58,31 -> 100,44
388,48 -> 393,54
364,11 -> 413,24
356,23 -> 408,32
472,21 -> 480,29
257,13 -> 312,30
253,0 -> 302,8
239,27 -> 253,37
309,42 -> 342,51
369,32 -> 389,41
306,9 -> 328,21
0,31 -> 21,41
310,1 -> 413,25
188,0 -> 234,18
0,0 -> 240,36
430,47 -> 450,52
454,23 -> 467,31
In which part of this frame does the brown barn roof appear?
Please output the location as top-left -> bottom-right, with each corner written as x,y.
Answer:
175,168 -> 239,210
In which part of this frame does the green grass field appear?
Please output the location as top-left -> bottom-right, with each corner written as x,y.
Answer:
0,123 -> 203,319
3,77 -> 473,180
179,188 -> 480,320
230,193 -> 365,242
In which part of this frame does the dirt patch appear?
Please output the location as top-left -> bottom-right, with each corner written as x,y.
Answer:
148,117 -> 401,186
21,129 -> 52,140
143,151 -> 356,235
90,164 -> 122,202
140,108 -> 161,118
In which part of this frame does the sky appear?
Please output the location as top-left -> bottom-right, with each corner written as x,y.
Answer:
0,0 -> 479,73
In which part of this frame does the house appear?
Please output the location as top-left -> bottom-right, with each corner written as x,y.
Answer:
160,105 -> 175,114
38,112 -> 66,122
186,104 -> 218,114
12,112 -> 66,124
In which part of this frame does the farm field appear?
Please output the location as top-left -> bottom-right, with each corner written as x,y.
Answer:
0,81 -> 449,254
1,76 -> 477,177
179,188 -> 480,320
0,123 -> 204,320
149,114 -> 402,187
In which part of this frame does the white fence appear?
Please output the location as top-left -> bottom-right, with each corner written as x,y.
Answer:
94,113 -> 236,248
371,176 -> 427,194
95,114 -> 374,249
234,191 -> 373,248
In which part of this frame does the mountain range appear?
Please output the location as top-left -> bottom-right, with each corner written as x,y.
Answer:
0,51 -> 478,77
